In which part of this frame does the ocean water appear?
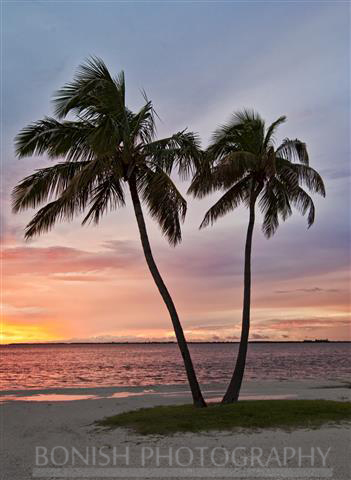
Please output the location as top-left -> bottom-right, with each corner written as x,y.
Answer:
0,343 -> 350,391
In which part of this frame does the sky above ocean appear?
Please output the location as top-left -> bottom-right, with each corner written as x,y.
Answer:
2,1 -> 350,343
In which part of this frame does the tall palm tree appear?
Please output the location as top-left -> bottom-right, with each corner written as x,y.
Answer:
189,109 -> 325,403
12,57 -> 206,407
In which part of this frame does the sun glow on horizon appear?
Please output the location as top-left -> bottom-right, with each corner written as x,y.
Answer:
0,319 -> 63,345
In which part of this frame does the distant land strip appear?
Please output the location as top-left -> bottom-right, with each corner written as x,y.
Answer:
2,340 -> 350,346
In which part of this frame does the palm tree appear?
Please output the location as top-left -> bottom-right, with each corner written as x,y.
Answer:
189,109 -> 325,403
12,57 -> 206,407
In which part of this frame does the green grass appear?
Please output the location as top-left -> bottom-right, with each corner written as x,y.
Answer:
97,400 -> 351,435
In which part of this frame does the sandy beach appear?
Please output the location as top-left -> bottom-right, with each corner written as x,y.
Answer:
1,380 -> 350,479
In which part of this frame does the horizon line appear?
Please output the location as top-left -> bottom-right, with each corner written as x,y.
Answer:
1,340 -> 350,346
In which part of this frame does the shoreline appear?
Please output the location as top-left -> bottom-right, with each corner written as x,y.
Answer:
1,379 -> 350,404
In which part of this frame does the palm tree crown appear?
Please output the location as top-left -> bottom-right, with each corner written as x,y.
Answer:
190,109 -> 325,235
13,57 -> 200,244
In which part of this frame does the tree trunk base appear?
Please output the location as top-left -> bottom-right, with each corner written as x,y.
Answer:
195,398 -> 207,408
221,396 -> 239,404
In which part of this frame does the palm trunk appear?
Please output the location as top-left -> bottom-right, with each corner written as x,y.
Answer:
128,174 -> 206,408
222,194 -> 257,404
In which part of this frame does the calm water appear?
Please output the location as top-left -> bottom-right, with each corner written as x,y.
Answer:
0,343 -> 350,391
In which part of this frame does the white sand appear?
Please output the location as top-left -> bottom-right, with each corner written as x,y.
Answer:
1,380 -> 350,479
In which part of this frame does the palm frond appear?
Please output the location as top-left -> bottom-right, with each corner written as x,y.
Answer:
53,57 -> 123,121
259,178 -> 292,237
293,163 -> 325,196
259,177 -> 292,238
15,118 -> 96,162
276,157 -> 325,196
67,157 -> 122,197
200,176 -> 251,229
209,109 -> 265,158
17,156 -> 125,237
144,131 -> 201,179
189,151 -> 255,199
289,186 -> 315,227
277,138 -> 309,165
216,151 -> 257,186
261,204 -> 279,238
275,157 -> 299,191
130,100 -> 156,145
82,176 -> 125,225
187,152 -> 216,198
263,115 -> 286,149
86,116 -> 122,155
113,69 -> 126,107
260,186 -> 279,238
138,167 -> 187,245
12,161 -> 90,213
24,193 -> 85,239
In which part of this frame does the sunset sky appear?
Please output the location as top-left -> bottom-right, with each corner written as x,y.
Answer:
2,1 -> 350,344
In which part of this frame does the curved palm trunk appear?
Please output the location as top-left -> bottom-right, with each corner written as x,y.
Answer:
222,195 -> 257,404
128,175 -> 206,408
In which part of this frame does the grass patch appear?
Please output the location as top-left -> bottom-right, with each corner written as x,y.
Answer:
97,400 -> 351,435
